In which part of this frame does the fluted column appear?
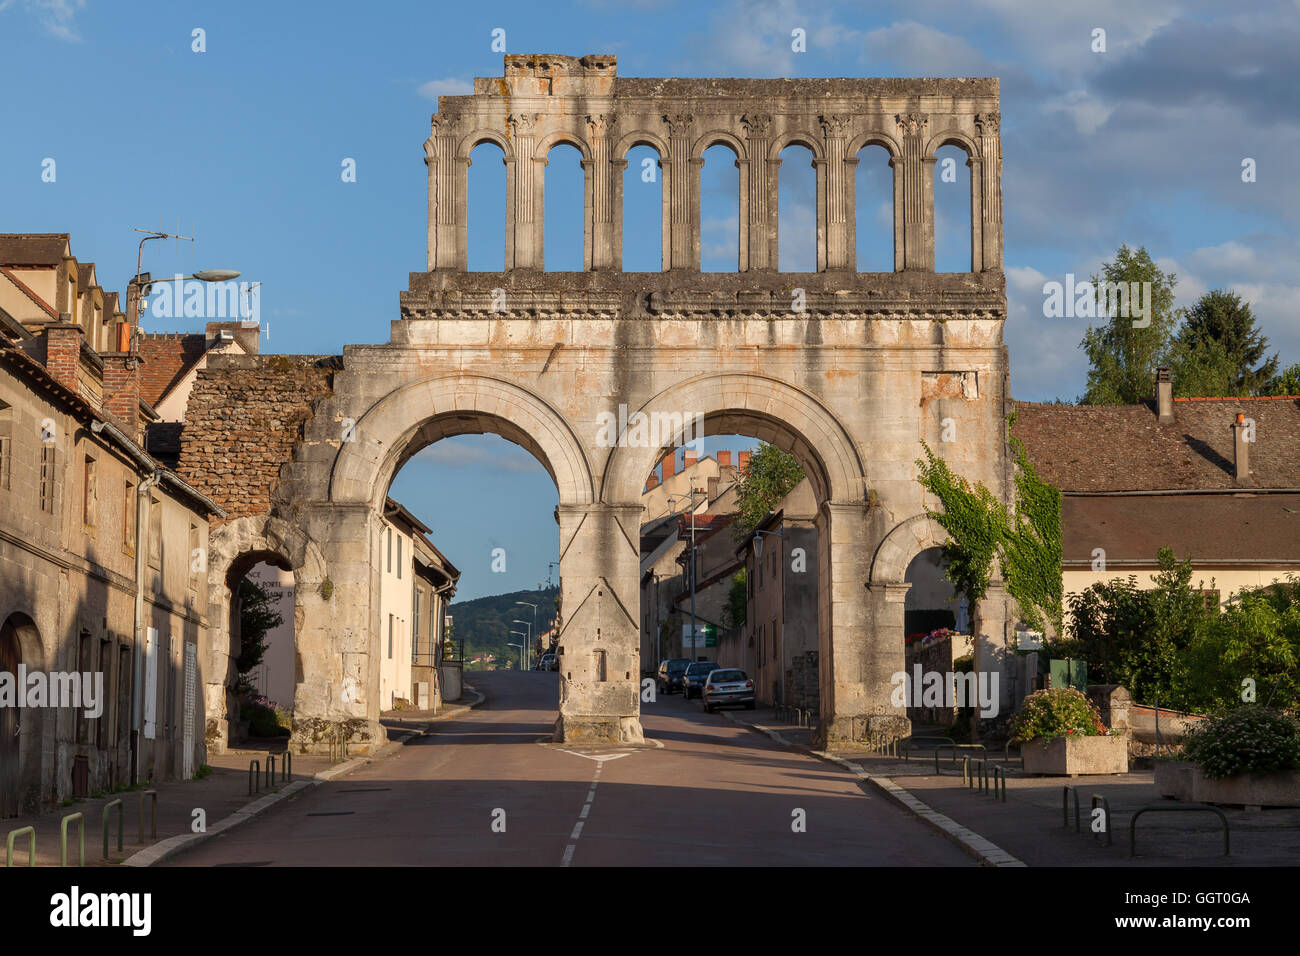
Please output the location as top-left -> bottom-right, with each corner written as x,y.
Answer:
820,115 -> 852,271
662,113 -> 694,270
975,111 -> 1002,271
509,112 -> 542,269
585,113 -> 617,270
894,112 -> 932,271
742,113 -> 772,271
425,112 -> 462,271
611,157 -> 628,270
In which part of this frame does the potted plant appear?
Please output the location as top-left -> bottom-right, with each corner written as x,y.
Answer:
1173,707 -> 1300,807
1011,687 -> 1128,775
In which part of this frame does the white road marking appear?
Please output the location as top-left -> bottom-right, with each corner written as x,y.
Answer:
561,844 -> 576,867
570,821 -> 584,840
579,803 -> 591,819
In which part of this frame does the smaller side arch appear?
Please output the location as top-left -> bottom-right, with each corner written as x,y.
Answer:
456,129 -> 516,163
869,513 -> 952,585
768,131 -> 825,162
534,130 -> 592,162
847,130 -> 902,161
923,129 -> 980,161
614,130 -> 669,160
691,130 -> 747,161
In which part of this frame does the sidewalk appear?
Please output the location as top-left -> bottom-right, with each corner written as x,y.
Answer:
726,707 -> 1300,866
2,685 -> 483,867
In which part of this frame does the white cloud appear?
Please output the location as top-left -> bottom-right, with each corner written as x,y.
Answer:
410,438 -> 540,473
0,0 -> 86,42
417,77 -> 473,101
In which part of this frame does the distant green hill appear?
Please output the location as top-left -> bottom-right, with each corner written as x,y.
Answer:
448,586 -> 559,668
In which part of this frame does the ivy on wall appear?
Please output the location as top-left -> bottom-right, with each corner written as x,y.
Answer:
914,419 -> 1063,632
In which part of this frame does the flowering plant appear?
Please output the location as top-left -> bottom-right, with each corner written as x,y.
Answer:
1010,687 -> 1108,742
1182,707 -> 1300,779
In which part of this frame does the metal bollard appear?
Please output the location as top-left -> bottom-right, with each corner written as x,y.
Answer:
249,759 -> 261,795
138,789 -> 158,842
102,798 -> 124,859
60,812 -> 85,867
266,754 -> 276,788
6,826 -> 35,867
282,750 -> 293,782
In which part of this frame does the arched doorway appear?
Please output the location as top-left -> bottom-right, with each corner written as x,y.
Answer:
1,613 -> 44,817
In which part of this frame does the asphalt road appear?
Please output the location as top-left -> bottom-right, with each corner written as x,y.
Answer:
165,671 -> 973,866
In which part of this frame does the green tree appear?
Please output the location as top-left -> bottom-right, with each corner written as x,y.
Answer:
1266,363 -> 1300,396
1079,245 -> 1181,405
1172,289 -> 1278,395
236,578 -> 283,689
732,443 -> 805,539
722,570 -> 747,629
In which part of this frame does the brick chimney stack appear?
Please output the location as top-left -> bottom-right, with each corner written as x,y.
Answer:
1232,413 -> 1251,484
738,450 -> 752,473
661,452 -> 676,479
717,450 -> 732,468
683,450 -> 698,470
44,319 -> 82,394
101,354 -> 141,442
1156,367 -> 1174,424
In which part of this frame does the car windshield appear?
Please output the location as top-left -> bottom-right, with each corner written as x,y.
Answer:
686,663 -> 716,675
709,670 -> 745,683
665,662 -> 688,673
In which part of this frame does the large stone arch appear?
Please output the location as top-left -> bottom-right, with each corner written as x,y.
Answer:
205,514 -> 329,753
601,372 -> 866,505
328,373 -> 596,510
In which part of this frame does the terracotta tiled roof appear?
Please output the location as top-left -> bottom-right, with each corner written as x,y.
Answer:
0,233 -> 70,266
1062,494 -> 1300,565
137,332 -> 208,407
1012,397 -> 1300,491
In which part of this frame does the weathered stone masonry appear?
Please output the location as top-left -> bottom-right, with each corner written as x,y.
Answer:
185,55 -> 1013,753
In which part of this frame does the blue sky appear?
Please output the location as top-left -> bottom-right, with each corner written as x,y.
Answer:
3,0 -> 1297,598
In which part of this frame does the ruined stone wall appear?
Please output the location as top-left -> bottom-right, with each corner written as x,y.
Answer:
176,354 -> 339,523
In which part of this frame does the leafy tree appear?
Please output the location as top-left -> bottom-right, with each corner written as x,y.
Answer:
1266,363 -> 1300,396
1173,289 -> 1278,395
1167,334 -> 1238,398
1079,245 -> 1181,405
722,570 -> 747,629
732,443 -> 805,539
236,578 -> 283,688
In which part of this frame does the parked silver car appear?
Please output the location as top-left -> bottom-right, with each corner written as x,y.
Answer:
702,668 -> 755,712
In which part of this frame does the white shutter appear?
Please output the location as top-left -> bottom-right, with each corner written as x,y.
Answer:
143,627 -> 158,740
182,642 -> 196,778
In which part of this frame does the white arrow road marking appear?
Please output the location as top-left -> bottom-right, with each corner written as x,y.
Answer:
555,750 -> 633,763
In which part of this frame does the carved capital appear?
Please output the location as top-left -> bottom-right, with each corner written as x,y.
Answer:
585,112 -> 616,137
975,111 -> 1001,135
430,112 -> 461,134
819,114 -> 851,138
894,112 -> 928,137
742,112 -> 772,138
509,112 -> 541,136
662,113 -> 694,137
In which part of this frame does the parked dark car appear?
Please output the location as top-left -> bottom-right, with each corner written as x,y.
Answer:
657,658 -> 692,695
540,653 -> 558,672
702,668 -> 755,712
680,661 -> 719,700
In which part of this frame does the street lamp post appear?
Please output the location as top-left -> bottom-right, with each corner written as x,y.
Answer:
515,601 -> 537,669
667,491 -> 705,659
512,619 -> 531,669
124,229 -> 239,353
506,642 -> 523,671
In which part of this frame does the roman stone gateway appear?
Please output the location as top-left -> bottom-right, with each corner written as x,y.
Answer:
180,54 -> 1012,753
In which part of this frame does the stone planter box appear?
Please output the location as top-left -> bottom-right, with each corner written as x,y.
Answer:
1021,734 -> 1129,775
1157,760 -> 1300,807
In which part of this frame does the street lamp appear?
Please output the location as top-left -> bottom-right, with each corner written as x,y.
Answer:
516,601 -> 537,669
667,491 -> 706,658
512,619 -> 531,669
506,642 -> 523,671
752,528 -> 783,559
123,229 -> 240,353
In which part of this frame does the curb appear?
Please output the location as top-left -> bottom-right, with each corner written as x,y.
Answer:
723,712 -> 1025,867
121,780 -> 313,867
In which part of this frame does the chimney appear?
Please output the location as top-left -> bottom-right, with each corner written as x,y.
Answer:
645,473 -> 660,491
101,354 -> 141,442
717,450 -> 732,468
738,450 -> 752,473
707,475 -> 719,502
1232,413 -> 1251,484
683,450 -> 698,470
44,320 -> 82,394
1156,367 -> 1174,424
661,452 -> 676,479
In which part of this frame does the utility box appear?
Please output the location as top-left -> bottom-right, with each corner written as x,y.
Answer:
415,681 -> 430,710
1049,658 -> 1088,692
